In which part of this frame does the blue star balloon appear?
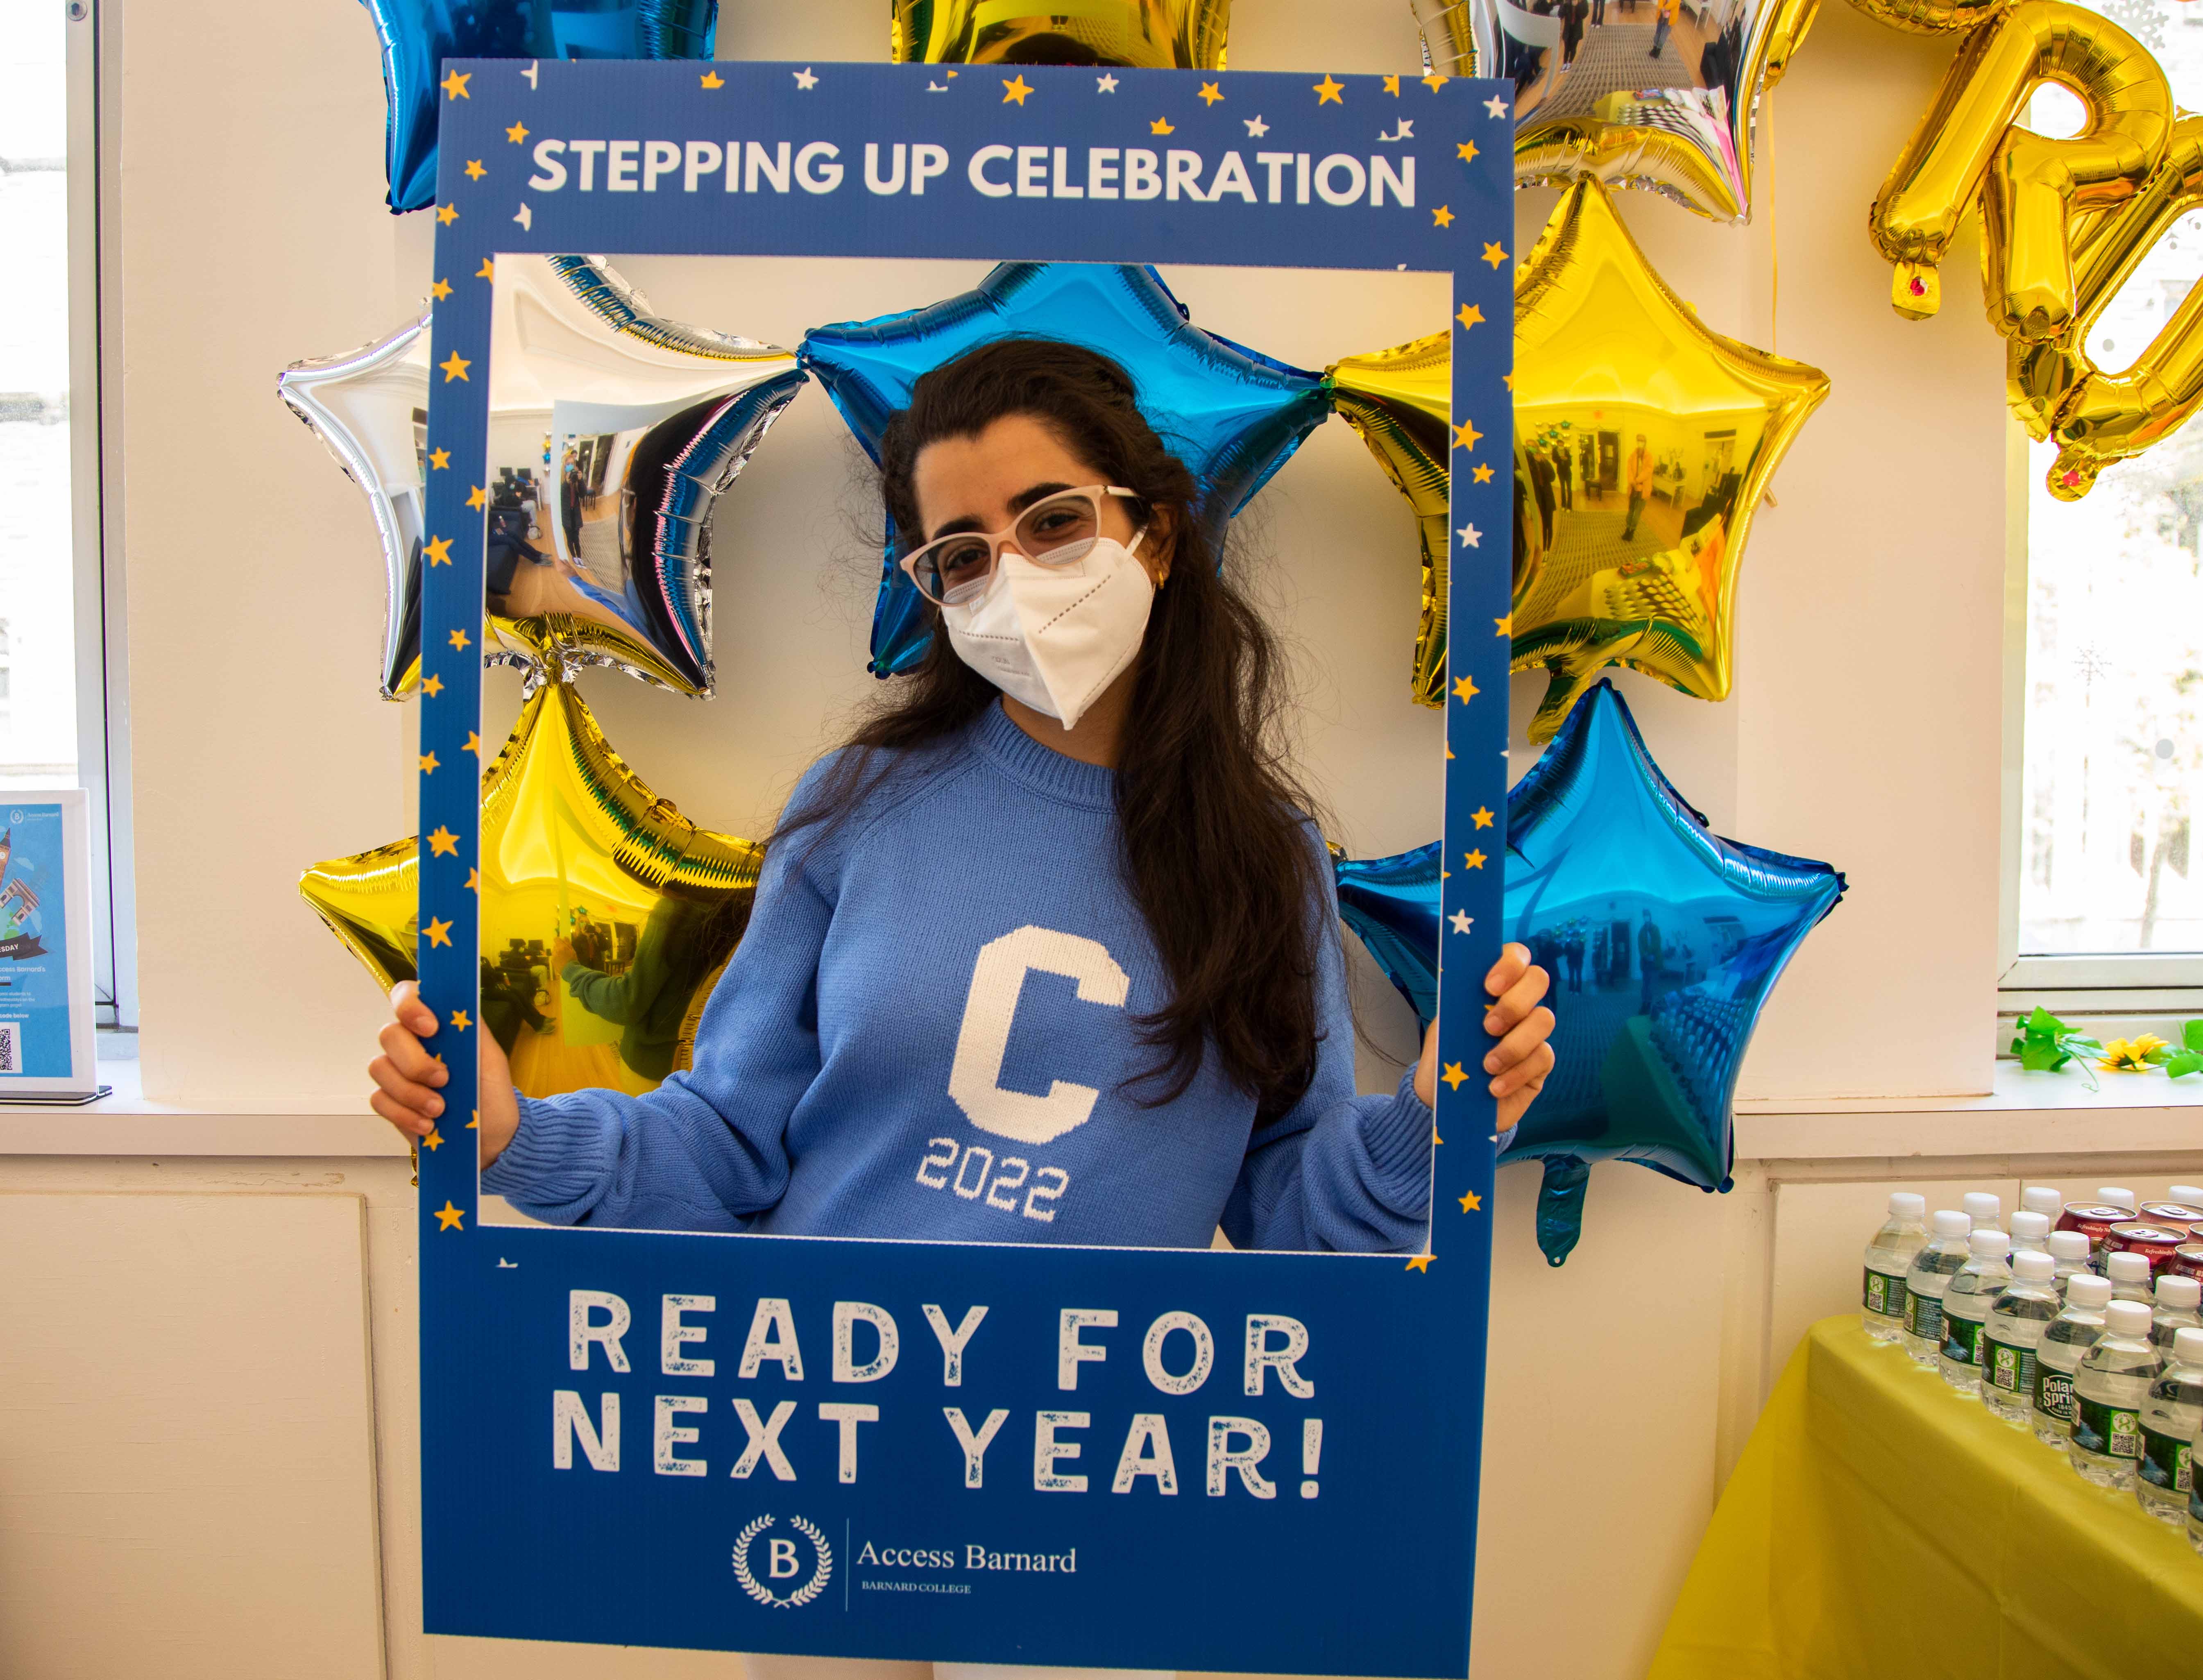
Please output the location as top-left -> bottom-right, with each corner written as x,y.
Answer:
1332,680 -> 1844,1265
361,0 -> 718,213
798,263 -> 1330,675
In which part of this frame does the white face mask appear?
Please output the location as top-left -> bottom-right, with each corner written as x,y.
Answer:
940,531 -> 1154,730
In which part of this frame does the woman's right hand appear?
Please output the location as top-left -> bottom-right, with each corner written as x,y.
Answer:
370,980 -> 521,1169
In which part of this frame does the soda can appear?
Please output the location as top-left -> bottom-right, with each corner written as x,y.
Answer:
2107,1221 -> 2187,1277
2140,1201 -> 2203,1236
2169,1243 -> 2203,1284
2060,1203 -> 2137,1268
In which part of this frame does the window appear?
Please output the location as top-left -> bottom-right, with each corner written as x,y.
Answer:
2008,0 -> 2203,1005
0,1 -> 131,1029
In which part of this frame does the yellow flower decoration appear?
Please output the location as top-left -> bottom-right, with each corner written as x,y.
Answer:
2099,1033 -> 2170,1072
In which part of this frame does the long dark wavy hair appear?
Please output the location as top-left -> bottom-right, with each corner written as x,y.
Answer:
778,338 -> 1328,1118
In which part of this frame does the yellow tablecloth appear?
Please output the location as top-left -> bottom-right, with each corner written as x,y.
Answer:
1649,1315 -> 2203,1680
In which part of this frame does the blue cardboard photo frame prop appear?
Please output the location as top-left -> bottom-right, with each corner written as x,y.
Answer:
415,59 -> 1512,1674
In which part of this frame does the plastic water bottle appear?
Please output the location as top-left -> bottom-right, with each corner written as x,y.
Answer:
2022,1185 -> 2065,1220
1941,1229 -> 2013,1394
2098,1186 -> 2140,1214
2047,1230 -> 2092,1293
2137,1327 -> 2203,1524
1861,1192 -> 1927,1343
2173,1184 -> 2203,1205
1904,1210 -> 1972,1367
1963,1191 -> 2002,1231
1982,1251 -> 2059,1426
2010,1210 -> 2052,1251
2108,1251 -> 2154,1304
2035,1274 -> 2111,1446
2153,1274 -> 2203,1352
2070,1299 -> 2162,1488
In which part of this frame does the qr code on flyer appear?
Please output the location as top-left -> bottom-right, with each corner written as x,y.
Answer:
0,1020 -> 23,1074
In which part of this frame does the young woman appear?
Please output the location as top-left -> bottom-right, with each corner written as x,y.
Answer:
368,339 -> 1555,1251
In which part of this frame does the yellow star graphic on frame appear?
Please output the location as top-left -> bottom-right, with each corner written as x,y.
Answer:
462,731 -> 482,756
427,446 -> 450,469
423,535 -> 453,567
506,120 -> 529,144
1495,614 -> 1512,635
419,751 -> 440,774
1452,419 -> 1482,451
464,867 -> 480,892
421,673 -> 444,697
1383,74 -> 1401,95
426,826 -> 459,857
1459,1190 -> 1483,1213
1150,116 -> 1174,135
699,70 -> 724,89
1481,241 -> 1508,268
1457,303 -> 1483,329
1472,807 -> 1495,828
464,159 -> 486,181
428,279 -> 452,303
1441,1061 -> 1469,1090
1002,75 -> 1034,104
439,351 -> 470,382
1473,463 -> 1494,483
1457,140 -> 1478,162
466,485 -> 488,511
476,257 -> 495,281
1452,674 -> 1479,703
451,1009 -> 471,1031
1423,73 -> 1450,91
435,204 -> 458,226
422,1128 -> 444,1151
441,70 -> 470,100
424,917 -> 453,948
1314,75 -> 1345,104
1463,849 -> 1487,869
1405,1251 -> 1433,1272
1432,205 -> 1454,228
1199,82 -> 1224,105
448,628 -> 471,651
434,1201 -> 465,1230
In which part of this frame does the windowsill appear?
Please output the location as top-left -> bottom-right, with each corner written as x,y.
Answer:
0,1060 -> 2192,1166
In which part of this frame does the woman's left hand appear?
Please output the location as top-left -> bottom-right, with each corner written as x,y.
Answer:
1413,942 -> 1556,1130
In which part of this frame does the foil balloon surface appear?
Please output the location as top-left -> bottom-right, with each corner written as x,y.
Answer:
1329,681 -> 1844,1264
299,678 -> 762,1100
361,0 -> 718,213
1511,180 -> 1828,742
279,255 -> 805,700
1410,0 -> 1822,221
1869,0 -> 2170,334
1327,333 -> 1452,709
800,262 -> 1328,675
891,0 -> 1228,67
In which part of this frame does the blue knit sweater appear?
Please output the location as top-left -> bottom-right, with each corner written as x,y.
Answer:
483,702 -> 1438,1251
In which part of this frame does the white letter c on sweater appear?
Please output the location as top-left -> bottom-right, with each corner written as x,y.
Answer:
948,926 -> 1129,1145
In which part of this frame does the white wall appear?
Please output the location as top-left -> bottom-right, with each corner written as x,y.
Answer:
60,2 -> 2195,1680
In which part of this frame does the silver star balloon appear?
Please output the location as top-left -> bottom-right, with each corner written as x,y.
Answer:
279,254 -> 806,699
1412,0 -> 1820,222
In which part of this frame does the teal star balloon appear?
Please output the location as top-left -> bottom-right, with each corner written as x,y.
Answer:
799,263 -> 1330,674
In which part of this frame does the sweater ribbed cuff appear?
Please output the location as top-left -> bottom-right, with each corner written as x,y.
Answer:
479,1092 -> 610,1213
1360,1069 -> 1437,1195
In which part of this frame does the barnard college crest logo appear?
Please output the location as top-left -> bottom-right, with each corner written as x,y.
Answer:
732,1514 -> 833,1609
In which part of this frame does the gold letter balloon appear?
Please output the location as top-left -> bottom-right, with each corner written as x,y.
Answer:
1509,180 -> 1829,741
279,254 -> 805,700
299,677 -> 762,1100
1411,0 -> 1822,221
891,0 -> 1227,67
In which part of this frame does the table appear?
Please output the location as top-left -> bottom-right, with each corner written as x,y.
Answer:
1648,1315 -> 2203,1679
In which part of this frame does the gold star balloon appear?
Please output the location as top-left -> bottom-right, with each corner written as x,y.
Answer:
279,254 -> 805,700
1326,332 -> 1451,708
891,0 -> 1227,67
1510,179 -> 1828,741
299,678 -> 762,1099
